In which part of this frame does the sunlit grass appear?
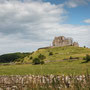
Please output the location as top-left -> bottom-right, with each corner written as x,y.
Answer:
0,60 -> 90,75
0,46 -> 90,75
28,46 -> 90,61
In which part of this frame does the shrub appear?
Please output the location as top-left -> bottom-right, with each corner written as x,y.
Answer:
33,58 -> 45,65
16,58 -> 24,63
55,53 -> 58,54
69,56 -> 73,59
30,56 -> 33,59
33,58 -> 41,65
83,54 -> 90,62
38,54 -> 46,60
40,61 -> 45,65
49,52 -> 53,56
84,46 -> 86,48
69,56 -> 79,60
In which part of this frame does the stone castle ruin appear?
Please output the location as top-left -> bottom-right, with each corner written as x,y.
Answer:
52,36 -> 79,47
38,36 -> 79,50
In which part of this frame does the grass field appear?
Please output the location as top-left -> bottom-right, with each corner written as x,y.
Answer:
0,46 -> 90,75
0,59 -> 90,75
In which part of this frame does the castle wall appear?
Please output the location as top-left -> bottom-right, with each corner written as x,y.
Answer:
52,36 -> 79,47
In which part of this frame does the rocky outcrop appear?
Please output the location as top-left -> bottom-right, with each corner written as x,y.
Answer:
52,36 -> 79,47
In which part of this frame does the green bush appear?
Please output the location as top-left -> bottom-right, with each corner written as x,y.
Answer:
30,56 -> 33,59
70,56 -> 73,59
49,52 -> 53,56
38,54 -> 46,60
32,56 -> 45,65
33,58 -> 41,65
40,61 -> 45,65
83,54 -> 90,62
69,56 -> 79,60
16,58 -> 24,63
84,46 -> 86,48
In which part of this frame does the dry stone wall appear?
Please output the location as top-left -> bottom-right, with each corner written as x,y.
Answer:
0,75 -> 89,90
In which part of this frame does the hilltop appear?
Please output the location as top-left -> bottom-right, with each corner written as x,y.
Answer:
24,46 -> 90,63
0,46 -> 90,64
0,36 -> 83,64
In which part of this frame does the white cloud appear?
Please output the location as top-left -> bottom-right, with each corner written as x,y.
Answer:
0,1 -> 90,54
0,1 -> 67,54
83,19 -> 90,24
65,0 -> 90,8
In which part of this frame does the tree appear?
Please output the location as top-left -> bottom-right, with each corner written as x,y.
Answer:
0,52 -> 30,63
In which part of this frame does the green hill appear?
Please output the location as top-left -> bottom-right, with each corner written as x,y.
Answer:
0,46 -> 90,75
25,46 -> 90,62
0,46 -> 90,63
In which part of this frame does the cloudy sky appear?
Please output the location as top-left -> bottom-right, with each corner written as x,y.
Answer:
0,0 -> 90,54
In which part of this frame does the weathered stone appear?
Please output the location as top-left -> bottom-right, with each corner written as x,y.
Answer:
72,42 -> 79,47
52,36 -> 79,47
0,75 -> 89,89
38,36 -> 79,50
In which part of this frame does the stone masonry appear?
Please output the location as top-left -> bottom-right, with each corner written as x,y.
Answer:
38,36 -> 79,50
52,36 -> 79,47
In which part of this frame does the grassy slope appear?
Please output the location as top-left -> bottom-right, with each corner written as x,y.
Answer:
28,46 -> 90,61
0,46 -> 90,75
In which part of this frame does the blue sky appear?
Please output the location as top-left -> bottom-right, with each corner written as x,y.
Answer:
43,0 -> 90,25
43,0 -> 64,4
66,5 -> 90,25
0,0 -> 90,54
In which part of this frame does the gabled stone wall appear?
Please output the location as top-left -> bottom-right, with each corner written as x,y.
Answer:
52,36 -> 79,47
